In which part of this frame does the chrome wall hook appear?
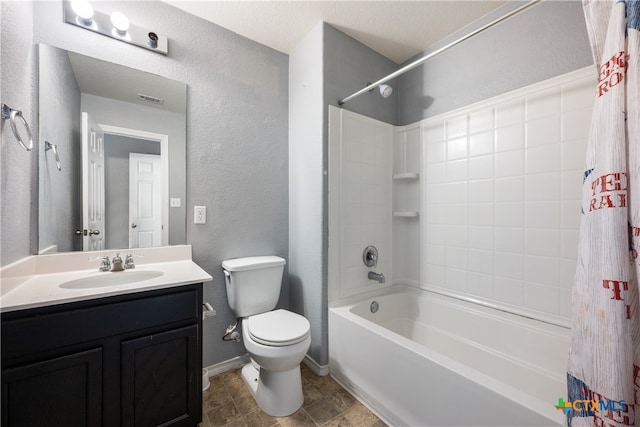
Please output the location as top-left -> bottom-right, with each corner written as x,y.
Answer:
45,141 -> 62,171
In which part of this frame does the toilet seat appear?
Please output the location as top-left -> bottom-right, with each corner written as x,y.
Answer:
247,309 -> 310,347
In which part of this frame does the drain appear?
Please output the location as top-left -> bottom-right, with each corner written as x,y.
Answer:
370,301 -> 379,313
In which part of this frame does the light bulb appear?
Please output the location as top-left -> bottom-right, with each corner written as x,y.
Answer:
110,11 -> 130,34
71,0 -> 94,24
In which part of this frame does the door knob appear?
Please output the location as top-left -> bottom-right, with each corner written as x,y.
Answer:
88,229 -> 100,236
75,229 -> 85,236
131,223 -> 137,228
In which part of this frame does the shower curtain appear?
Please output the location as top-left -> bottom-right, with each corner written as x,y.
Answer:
567,1 -> 640,426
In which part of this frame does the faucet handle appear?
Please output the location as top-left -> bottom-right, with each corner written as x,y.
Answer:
363,246 -> 379,268
99,256 -> 110,272
124,254 -> 135,269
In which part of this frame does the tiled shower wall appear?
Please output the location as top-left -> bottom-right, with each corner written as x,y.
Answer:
420,67 -> 594,325
328,108 -> 393,301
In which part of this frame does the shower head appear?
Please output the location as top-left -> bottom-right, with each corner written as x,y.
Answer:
378,84 -> 393,98
366,82 -> 393,99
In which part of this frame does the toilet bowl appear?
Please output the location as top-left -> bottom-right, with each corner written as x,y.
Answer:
221,256 -> 311,416
240,309 -> 311,416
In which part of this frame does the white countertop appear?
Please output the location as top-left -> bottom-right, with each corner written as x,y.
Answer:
0,245 -> 213,313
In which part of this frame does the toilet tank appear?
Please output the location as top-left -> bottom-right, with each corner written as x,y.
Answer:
222,256 -> 286,318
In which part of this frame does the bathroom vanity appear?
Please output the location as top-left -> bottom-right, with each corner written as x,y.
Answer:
0,246 -> 212,427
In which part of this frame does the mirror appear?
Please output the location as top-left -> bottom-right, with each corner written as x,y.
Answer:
38,44 -> 187,254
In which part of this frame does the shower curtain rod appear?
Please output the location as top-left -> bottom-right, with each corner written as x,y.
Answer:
337,0 -> 542,106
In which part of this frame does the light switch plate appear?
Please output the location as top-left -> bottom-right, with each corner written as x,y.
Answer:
170,198 -> 181,207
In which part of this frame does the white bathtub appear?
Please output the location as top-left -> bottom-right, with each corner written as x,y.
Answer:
328,286 -> 569,426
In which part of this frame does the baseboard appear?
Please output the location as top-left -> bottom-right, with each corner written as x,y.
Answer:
204,354 -> 250,377
206,353 -> 327,378
303,354 -> 329,376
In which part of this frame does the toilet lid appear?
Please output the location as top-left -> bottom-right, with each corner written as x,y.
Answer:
247,309 -> 310,347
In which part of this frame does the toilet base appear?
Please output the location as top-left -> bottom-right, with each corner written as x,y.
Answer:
240,363 -> 303,416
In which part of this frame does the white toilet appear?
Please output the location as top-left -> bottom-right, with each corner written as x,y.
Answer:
222,256 -> 311,416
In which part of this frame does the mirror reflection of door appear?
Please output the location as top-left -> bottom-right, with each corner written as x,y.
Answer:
129,153 -> 162,248
81,112 -> 105,251
102,128 -> 167,250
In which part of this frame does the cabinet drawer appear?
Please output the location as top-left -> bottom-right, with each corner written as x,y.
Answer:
2,287 -> 200,362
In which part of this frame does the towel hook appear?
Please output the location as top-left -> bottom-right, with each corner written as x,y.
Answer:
1,103 -> 33,151
45,141 -> 62,171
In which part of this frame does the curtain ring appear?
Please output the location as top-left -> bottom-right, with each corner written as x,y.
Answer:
1,104 -> 34,151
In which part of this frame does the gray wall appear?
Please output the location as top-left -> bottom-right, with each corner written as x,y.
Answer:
37,44 -> 82,253
289,23 -> 399,367
82,92 -> 187,246
1,1 -> 289,368
1,1 -> 37,266
324,24 -> 398,125
397,1 -> 593,124
104,134 -> 161,250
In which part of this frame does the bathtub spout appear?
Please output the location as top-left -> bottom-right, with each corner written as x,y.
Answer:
368,271 -> 385,283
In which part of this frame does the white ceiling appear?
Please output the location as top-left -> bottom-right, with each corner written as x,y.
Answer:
164,1 -> 508,64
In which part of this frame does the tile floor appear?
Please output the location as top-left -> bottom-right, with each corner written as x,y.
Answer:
199,363 -> 387,427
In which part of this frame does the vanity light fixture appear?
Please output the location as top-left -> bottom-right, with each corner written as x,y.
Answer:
110,11 -> 130,36
70,0 -> 93,25
63,0 -> 168,55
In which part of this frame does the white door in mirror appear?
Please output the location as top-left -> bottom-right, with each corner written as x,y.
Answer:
82,112 -> 105,252
129,153 -> 163,247
194,206 -> 206,224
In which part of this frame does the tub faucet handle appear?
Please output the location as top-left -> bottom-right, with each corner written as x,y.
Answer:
363,245 -> 379,268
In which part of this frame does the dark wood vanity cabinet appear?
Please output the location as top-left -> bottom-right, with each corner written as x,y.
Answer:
1,283 -> 203,427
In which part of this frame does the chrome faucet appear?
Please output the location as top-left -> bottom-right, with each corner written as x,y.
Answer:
368,271 -> 385,283
111,253 -> 125,272
124,254 -> 135,269
99,256 -> 110,272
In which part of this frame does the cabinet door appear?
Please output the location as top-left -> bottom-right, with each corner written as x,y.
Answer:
1,347 -> 102,427
121,325 -> 200,426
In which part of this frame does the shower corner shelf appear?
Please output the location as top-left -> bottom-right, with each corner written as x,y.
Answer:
393,211 -> 419,218
393,172 -> 419,180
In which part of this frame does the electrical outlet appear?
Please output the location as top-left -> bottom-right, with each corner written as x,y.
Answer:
194,206 -> 206,224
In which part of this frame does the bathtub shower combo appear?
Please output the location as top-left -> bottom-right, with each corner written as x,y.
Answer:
328,68 -> 594,426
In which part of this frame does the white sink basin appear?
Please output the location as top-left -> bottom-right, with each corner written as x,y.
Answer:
59,270 -> 164,289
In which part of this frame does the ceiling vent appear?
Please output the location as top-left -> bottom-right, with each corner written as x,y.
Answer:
137,93 -> 164,105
